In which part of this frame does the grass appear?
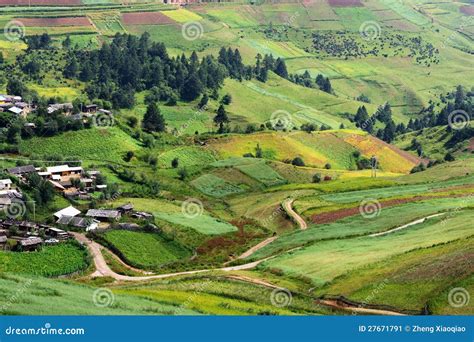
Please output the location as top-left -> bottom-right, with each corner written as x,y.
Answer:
161,9 -> 203,23
252,197 -> 474,260
158,146 -> 216,169
316,237 -> 473,313
101,230 -> 190,270
0,242 -> 89,277
236,161 -> 287,187
110,197 -> 238,236
191,173 -> 245,198
19,127 -> 140,163
0,273 -> 199,315
262,210 -> 474,285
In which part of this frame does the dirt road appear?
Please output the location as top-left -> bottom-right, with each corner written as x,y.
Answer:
73,233 -> 271,282
282,199 -> 307,230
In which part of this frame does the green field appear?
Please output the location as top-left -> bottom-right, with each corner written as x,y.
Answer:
19,128 -> 140,163
0,242 -> 89,277
101,230 -> 190,270
262,210 -> 473,285
191,173 -> 245,198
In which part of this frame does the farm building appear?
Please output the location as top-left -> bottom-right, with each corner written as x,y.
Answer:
132,211 -> 154,220
86,209 -> 121,221
0,179 -> 13,190
117,203 -> 134,214
54,206 -> 81,220
45,227 -> 70,240
47,103 -> 73,115
7,165 -> 36,178
18,237 -> 43,251
57,215 -> 99,231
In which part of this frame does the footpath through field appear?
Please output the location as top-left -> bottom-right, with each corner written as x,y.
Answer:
282,198 -> 308,230
72,233 -> 273,282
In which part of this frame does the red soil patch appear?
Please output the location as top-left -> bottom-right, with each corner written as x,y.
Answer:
328,0 -> 363,7
18,17 -> 91,27
310,194 -> 470,224
122,12 -> 176,26
460,6 -> 474,16
0,0 -> 81,5
467,138 -> 474,152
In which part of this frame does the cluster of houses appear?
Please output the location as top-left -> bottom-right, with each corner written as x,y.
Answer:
0,93 -> 111,127
0,201 -> 154,252
5,163 -> 106,200
0,218 -> 70,251
0,94 -> 31,118
53,202 -> 153,232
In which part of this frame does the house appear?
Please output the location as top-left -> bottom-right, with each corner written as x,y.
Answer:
0,235 -> 7,245
84,104 -> 98,113
132,211 -> 154,220
18,237 -> 42,251
117,203 -> 134,215
0,190 -> 23,210
45,165 -> 83,179
7,106 -> 26,118
118,223 -> 140,230
0,179 -> 13,190
7,165 -> 36,178
45,227 -> 70,241
86,209 -> 121,221
56,215 -> 99,231
47,103 -> 73,115
54,206 -> 81,220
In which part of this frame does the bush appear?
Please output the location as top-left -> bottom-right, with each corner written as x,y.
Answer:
292,157 -> 305,166
324,163 -> 332,169
312,173 -> 322,183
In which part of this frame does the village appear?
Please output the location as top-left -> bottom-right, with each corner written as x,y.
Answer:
0,160 -> 154,252
0,92 -> 113,129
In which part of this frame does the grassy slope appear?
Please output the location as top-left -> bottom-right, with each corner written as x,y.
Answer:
262,210 -> 473,285
102,230 -> 190,269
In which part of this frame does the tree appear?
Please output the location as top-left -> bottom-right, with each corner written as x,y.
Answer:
171,158 -> 179,168
324,163 -> 332,169
221,93 -> 232,105
255,143 -> 263,158
312,173 -> 322,183
292,157 -> 305,166
444,152 -> 455,162
178,167 -> 188,180
63,56 -> 78,78
142,103 -> 166,132
198,94 -> 209,109
62,35 -> 72,49
274,58 -> 288,79
6,78 -> 27,96
214,104 -> 229,132
181,73 -> 203,101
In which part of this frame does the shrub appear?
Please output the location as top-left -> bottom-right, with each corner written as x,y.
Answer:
312,173 -> 322,183
292,157 -> 305,166
324,163 -> 332,169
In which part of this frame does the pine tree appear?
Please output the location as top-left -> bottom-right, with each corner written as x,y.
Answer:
274,58 -> 288,79
181,73 -> 203,101
142,103 -> 166,132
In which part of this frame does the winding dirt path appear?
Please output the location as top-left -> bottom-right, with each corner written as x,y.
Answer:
235,236 -> 278,260
73,233 -> 272,282
369,213 -> 445,237
283,199 -> 307,230
318,299 -> 406,316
